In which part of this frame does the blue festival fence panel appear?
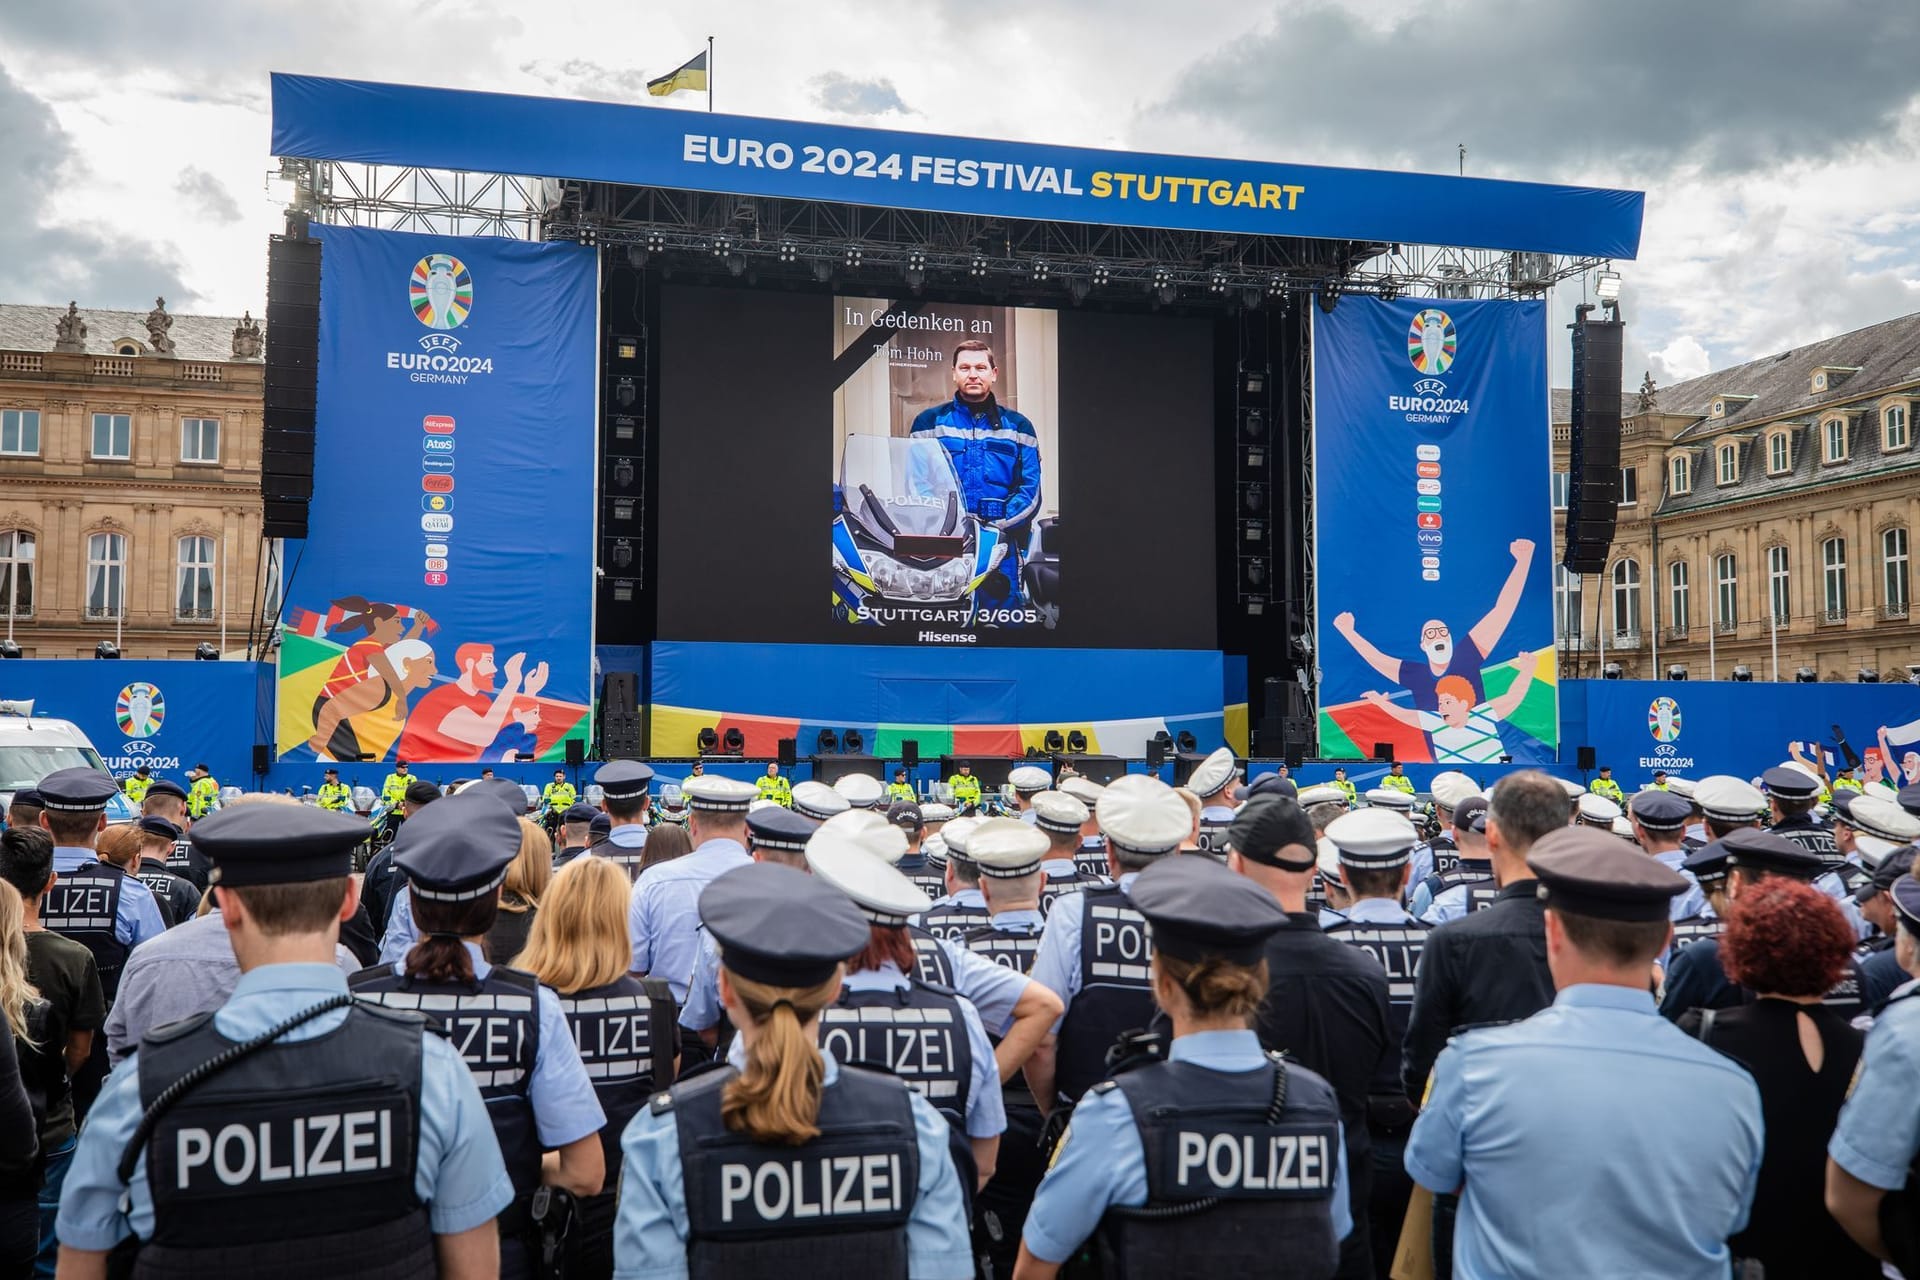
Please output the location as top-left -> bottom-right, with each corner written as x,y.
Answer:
1313,296 -> 1557,766
0,659 -> 268,787
275,224 -> 598,767
270,75 -> 1643,259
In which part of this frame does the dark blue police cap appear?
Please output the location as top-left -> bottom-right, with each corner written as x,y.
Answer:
1714,827 -> 1820,880
145,778 -> 189,803
1899,783 -> 1920,819
137,816 -> 181,841
1891,873 -> 1920,933
596,760 -> 655,802
392,790 -> 520,903
1528,826 -> 1686,923
588,813 -> 612,841
1761,766 -> 1821,802
1829,788 -> 1859,823
38,768 -> 120,813
562,801 -> 598,824
1128,854 -> 1289,965
8,789 -> 40,809
698,862 -> 871,987
188,804 -> 368,887
1224,795 -> 1318,871
746,805 -> 819,854
1627,789 -> 1691,832
1234,772 -> 1297,803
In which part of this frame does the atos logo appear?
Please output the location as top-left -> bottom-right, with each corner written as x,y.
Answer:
1417,513 -> 1442,529
423,415 -> 456,435
423,436 -> 455,453
421,514 -> 454,533
423,494 -> 453,512
422,456 -> 454,473
424,571 -> 449,586
422,475 -> 454,494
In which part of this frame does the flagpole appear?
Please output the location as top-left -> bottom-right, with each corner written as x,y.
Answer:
707,35 -> 714,112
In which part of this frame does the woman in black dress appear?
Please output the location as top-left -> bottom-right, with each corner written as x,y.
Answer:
1676,875 -> 1878,1278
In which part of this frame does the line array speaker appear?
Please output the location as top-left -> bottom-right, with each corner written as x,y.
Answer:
263,233 -> 322,539
1563,316 -> 1624,575
602,671 -> 642,759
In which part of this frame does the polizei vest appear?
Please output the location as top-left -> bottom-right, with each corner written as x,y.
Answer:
131,1003 -> 432,1280
1056,884 -> 1155,1102
1769,816 -> 1839,860
818,979 -> 974,1131
963,920 -> 1043,974
906,925 -> 955,987
1094,1055 -> 1342,1280
665,1064 -> 920,1280
1670,915 -> 1720,952
350,964 -> 542,1221
1037,867 -> 1107,919
1323,916 -> 1430,1038
916,899 -> 989,944
586,836 -> 647,882
559,976 -> 676,1184
41,860 -> 128,1002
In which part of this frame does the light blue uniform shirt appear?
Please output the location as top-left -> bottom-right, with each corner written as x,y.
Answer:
613,1053 -> 974,1280
378,887 -> 422,965
724,961 -> 1005,1138
1814,867 -> 1872,940
629,838 -> 751,1001
1829,979 -> 1920,1188
379,943 -> 607,1148
1027,871 -> 1140,1034
1334,897 -> 1419,926
1407,840 -> 1434,890
913,887 -> 986,922
1405,984 -> 1763,1280
677,926 -> 723,1033
55,962 -> 512,1248
1650,848 -> 1710,921
1415,864 -> 1497,925
1022,1029 -> 1351,1264
53,846 -> 166,949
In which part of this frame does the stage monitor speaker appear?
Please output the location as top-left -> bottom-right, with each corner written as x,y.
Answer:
565,737 -> 585,767
602,671 -> 642,758
777,738 -> 797,767
1563,317 -> 1624,575
262,234 -> 323,539
251,745 -> 271,775
1145,737 -> 1166,770
901,740 -> 920,771
1577,745 -> 1597,772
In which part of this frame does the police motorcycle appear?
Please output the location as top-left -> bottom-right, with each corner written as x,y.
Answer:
651,783 -> 689,827
832,434 -> 1011,627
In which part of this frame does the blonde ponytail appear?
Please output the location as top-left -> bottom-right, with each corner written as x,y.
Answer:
0,882 -> 40,1047
720,967 -> 842,1146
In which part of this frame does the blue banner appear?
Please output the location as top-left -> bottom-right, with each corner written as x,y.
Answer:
276,225 -> 597,765
270,75 -> 1643,259
1313,296 -> 1556,764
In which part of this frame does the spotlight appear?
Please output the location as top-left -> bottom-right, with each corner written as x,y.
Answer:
1043,730 -> 1065,753
612,458 -> 635,489
610,539 -> 633,570
1731,665 -> 1754,683
0,640 -> 19,659
1209,271 -> 1229,295
1241,409 -> 1266,443
1239,286 -> 1263,310
698,727 -> 719,754
1176,731 -> 1197,753
817,729 -> 841,755
614,376 -> 637,409
1091,262 -> 1111,286
1243,484 -> 1264,515
1155,283 -> 1178,306
1858,667 -> 1881,684
644,231 -> 667,253
194,642 -> 218,661
1795,666 -> 1817,683
624,243 -> 650,269
1595,270 -> 1622,302
1150,267 -> 1172,291
842,729 -> 864,754
906,250 -> 928,271
1031,258 -> 1049,282
95,641 -> 120,660
1267,275 -> 1286,297
1243,559 -> 1267,589
777,240 -> 798,263
1317,282 -> 1341,313
1066,730 -> 1088,755
1666,664 -> 1688,681
969,254 -> 990,278
844,244 -> 863,267
1379,281 -> 1399,302
1242,369 -> 1266,397
1602,662 -> 1623,680
710,235 -> 732,258
904,265 -> 926,290
722,727 -> 745,754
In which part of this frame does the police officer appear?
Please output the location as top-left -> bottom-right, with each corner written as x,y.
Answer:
1854,848 -> 1917,1010
314,767 -> 351,811
132,816 -> 200,928
754,762 -> 792,807
1030,790 -> 1106,915
551,802 -> 598,872
541,768 -> 577,819
1832,764 -> 1865,794
1625,788 -> 1710,921
1332,766 -> 1359,807
1007,764 -> 1051,823
1764,763 -> 1839,857
1425,770 -> 1477,875
362,778 -> 442,938
1366,785 -> 1435,889
377,760 -> 410,815
614,861 -> 974,1276
1186,746 -> 1239,826
1576,791 -> 1622,832
588,760 -> 654,881
1028,777 -> 1191,1116
1406,826 -> 1764,1278
1657,829 -> 1825,1017
888,801 -> 946,898
1018,855 -> 1352,1279
350,790 -> 606,1278
1589,764 -> 1625,805
791,778 -> 851,823
833,772 -> 884,812
186,764 -> 221,820
1380,761 -> 1415,796
914,816 -> 990,941
947,761 -> 984,811
628,774 -> 757,1003
1058,775 -> 1110,877
53,803 -> 513,1279
121,766 -> 151,806
1411,796 -> 1499,923
886,767 -> 917,804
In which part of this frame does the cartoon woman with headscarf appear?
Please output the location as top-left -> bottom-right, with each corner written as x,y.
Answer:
305,596 -> 433,757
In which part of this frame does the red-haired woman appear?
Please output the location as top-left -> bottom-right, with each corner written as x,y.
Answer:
1676,877 -> 1877,1278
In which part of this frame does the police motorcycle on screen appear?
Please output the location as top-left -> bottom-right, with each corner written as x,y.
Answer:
832,434 -> 1011,626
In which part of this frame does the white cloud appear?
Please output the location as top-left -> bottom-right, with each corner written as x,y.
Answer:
1649,335 -> 1711,385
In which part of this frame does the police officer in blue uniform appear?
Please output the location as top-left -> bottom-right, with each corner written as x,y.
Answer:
1029,791 -> 1107,916
350,789 -> 607,1279
615,861 -> 975,1277
1423,771 -> 1477,876
140,778 -> 210,890
1658,829 -> 1828,1019
914,817 -> 992,942
1187,747 -> 1239,852
1018,855 -> 1352,1279
1366,787 -> 1435,889
1406,826 -> 1765,1279
628,774 -> 757,1003
1856,849 -> 1918,1010
1410,796 -> 1497,922
1625,788 -> 1710,920
54,803 -> 513,1279
589,759 -> 654,881
1058,776 -> 1111,878
891,801 -> 949,899
1026,778 -> 1193,1112
551,801 -> 599,872
131,816 -> 201,928
791,779 -> 852,824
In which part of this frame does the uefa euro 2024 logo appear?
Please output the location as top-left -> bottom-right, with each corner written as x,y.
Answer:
116,682 -> 164,739
411,253 -> 473,330
1407,309 -> 1457,377
1648,696 -> 1682,744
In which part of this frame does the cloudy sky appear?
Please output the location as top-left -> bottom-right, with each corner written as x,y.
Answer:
4,0 -> 1918,388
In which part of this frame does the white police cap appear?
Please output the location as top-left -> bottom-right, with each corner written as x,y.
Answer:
1695,775 -> 1767,824
1096,777 -> 1191,855
682,775 -> 758,813
940,816 -> 983,861
1326,808 -> 1418,868
1577,793 -> 1623,825
1429,771 -> 1478,811
833,773 -> 885,809
1187,747 -> 1239,799
1030,790 -> 1090,835
1315,835 -> 1342,879
814,809 -> 907,864
1556,777 -> 1587,799
1008,765 -> 1053,793
791,780 -> 852,822
1297,784 -> 1347,809
806,830 -> 933,926
1610,814 -> 1639,842
1663,777 -> 1698,800
968,818 -> 1049,878
1848,794 -> 1920,863
919,802 -> 955,823
1059,776 -> 1106,807
1365,787 -> 1415,812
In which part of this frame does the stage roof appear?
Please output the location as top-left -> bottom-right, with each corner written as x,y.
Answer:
271,73 -> 1642,260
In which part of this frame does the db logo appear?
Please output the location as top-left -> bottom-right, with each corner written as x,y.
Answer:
424,572 -> 448,586
422,475 -> 454,493
424,557 -> 448,572
1417,462 -> 1441,478
423,415 -> 455,435
1417,513 -> 1442,529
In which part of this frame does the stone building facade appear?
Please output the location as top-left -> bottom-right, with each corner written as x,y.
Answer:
0,300 -> 271,659
1552,312 -> 1920,683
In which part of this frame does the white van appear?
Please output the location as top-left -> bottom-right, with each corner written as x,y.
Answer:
0,701 -> 140,823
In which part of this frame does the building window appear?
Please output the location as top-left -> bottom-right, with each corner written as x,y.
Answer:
1813,372 -> 1828,392
0,410 -> 38,457
1768,432 -> 1790,474
1824,418 -> 1848,463
1611,559 -> 1641,637
1767,544 -> 1791,623
176,536 -> 216,621
91,413 -> 132,460
115,343 -> 139,357
1822,537 -> 1848,620
1715,553 -> 1738,630
1551,472 -> 1569,510
1887,404 -> 1911,451
86,532 -> 126,619
1668,560 -> 1689,633
1717,443 -> 1738,485
180,417 -> 220,464
1618,466 -> 1638,506
1555,564 -> 1582,641
1886,527 -> 1910,618
1711,399 -> 1725,418
1669,453 -> 1691,495
0,531 -> 32,620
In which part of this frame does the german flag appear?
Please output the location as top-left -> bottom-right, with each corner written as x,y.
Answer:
646,49 -> 708,97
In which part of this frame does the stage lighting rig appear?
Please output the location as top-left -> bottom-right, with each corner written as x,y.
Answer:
969,254 -> 990,278
1091,262 -> 1112,286
1209,271 -> 1229,295
1594,270 -> 1621,302
777,240 -> 799,263
709,235 -> 732,258
1267,274 -> 1286,297
1031,258 -> 1050,282
844,244 -> 864,267
644,230 -> 667,254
